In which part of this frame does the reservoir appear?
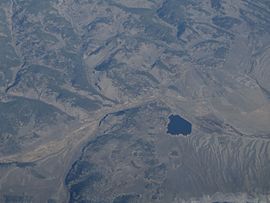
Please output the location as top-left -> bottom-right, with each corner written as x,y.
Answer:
167,114 -> 192,136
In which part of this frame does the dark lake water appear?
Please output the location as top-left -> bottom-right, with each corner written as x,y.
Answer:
167,114 -> 192,136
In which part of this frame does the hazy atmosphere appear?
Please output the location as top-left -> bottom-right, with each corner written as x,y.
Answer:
0,0 -> 270,202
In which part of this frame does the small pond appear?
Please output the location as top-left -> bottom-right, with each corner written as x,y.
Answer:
167,114 -> 192,136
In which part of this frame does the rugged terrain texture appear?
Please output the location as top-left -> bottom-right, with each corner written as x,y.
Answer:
0,0 -> 270,202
